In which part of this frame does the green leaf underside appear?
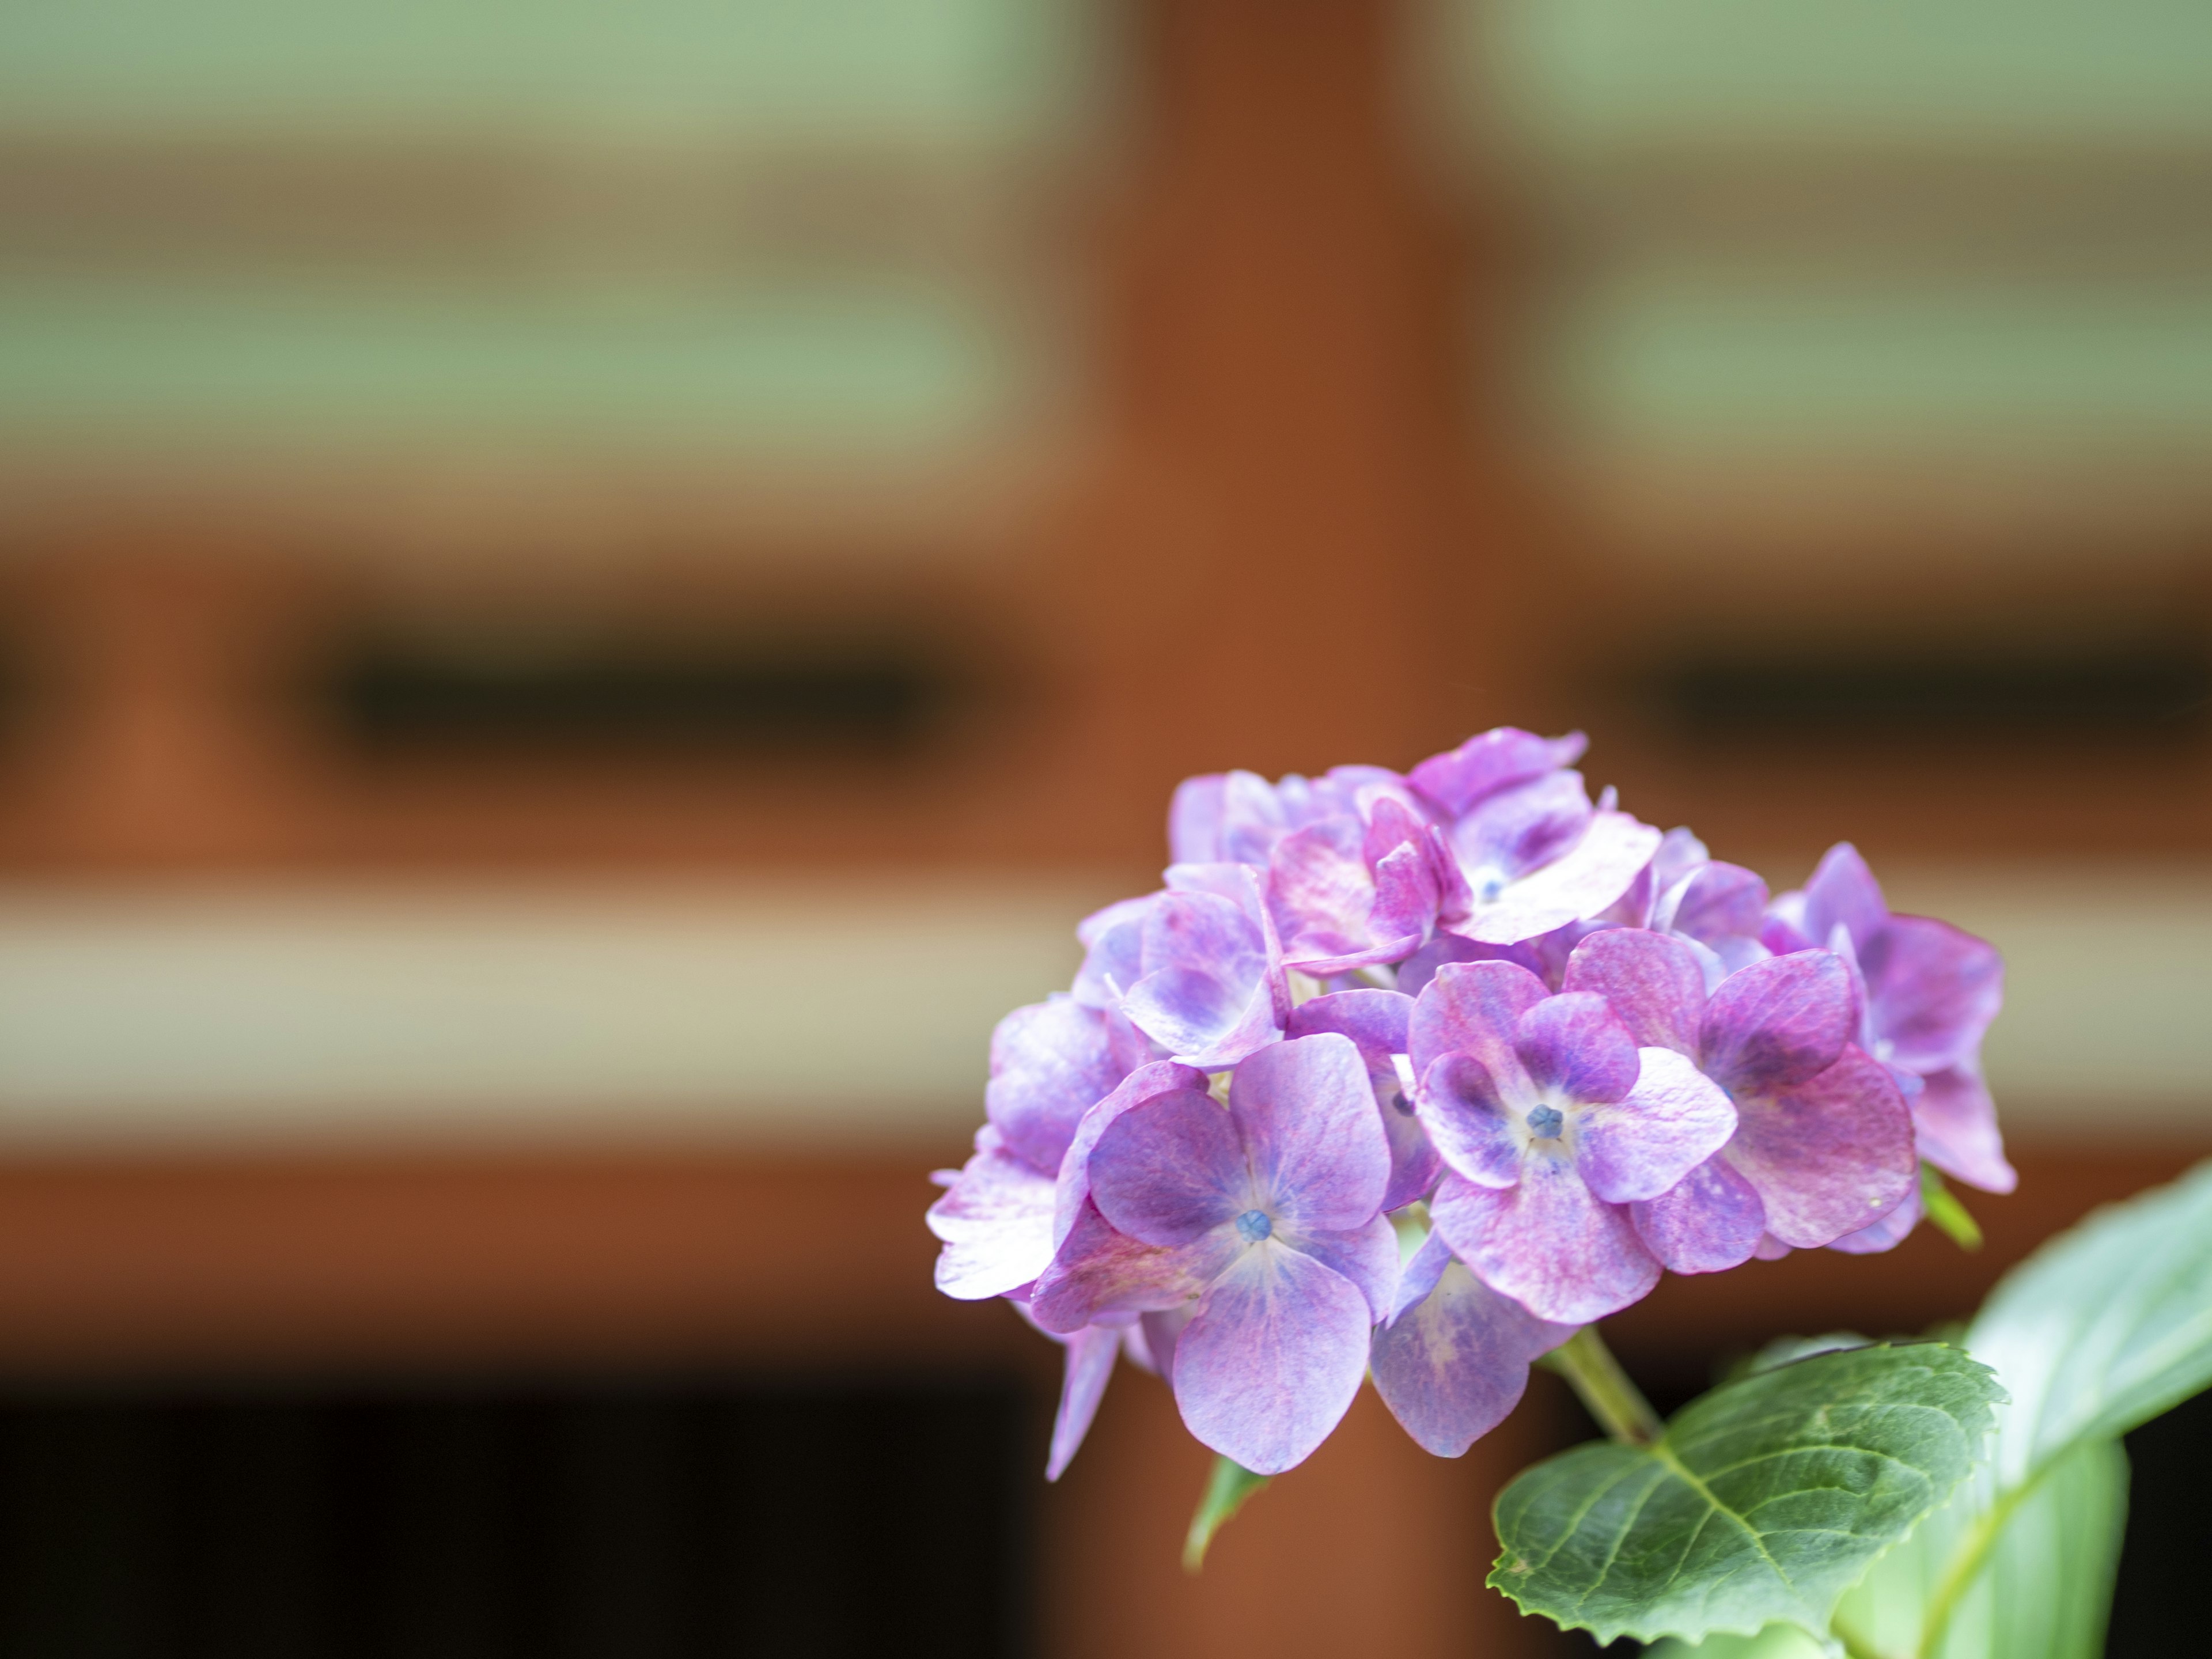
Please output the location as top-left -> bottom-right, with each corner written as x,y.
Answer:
1183,1455 -> 1270,1572
1488,1343 -> 2002,1649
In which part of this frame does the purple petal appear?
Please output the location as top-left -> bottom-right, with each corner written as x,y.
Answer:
1029,1197 -> 1237,1332
1142,1305 -> 1194,1385
1914,1062 -> 2016,1194
1395,931 -> 1548,998
1800,842 -> 1889,954
1229,1033 -> 1391,1232
1171,1243 -> 1374,1475
1407,726 -> 1587,819
1562,927 -> 1705,1056
1073,897 -> 1154,1010
1267,819 -> 1387,971
1450,771 -> 1594,885
1729,1047 -> 1917,1248
1415,1052 -> 1525,1188
1370,1233 -> 1575,1456
1513,991 -> 1639,1105
985,997 -> 1128,1173
1862,914 -> 2004,1073
1169,774 -> 1228,863
1577,1048 -> 1738,1203
1287,1215 -> 1401,1322
1452,812 -> 1664,945
1287,989 -> 1436,1210
1122,888 -> 1281,1068
1628,1153 -> 1766,1274
1088,1088 -> 1247,1245
1429,1165 -> 1661,1325
1046,1323 -> 1122,1480
1407,958 -> 1550,1085
1052,1059 -> 1211,1245
1657,861 -> 1770,952
1698,949 -> 1855,1093
1827,1181 -> 1921,1255
1649,827 -> 1711,897
927,1136 -> 1059,1299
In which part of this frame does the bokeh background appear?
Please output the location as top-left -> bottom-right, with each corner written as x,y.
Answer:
0,1 -> 2206,1653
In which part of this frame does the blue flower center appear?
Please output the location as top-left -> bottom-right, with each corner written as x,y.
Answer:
1389,1089 -> 1415,1116
1236,1209 -> 1274,1243
1524,1105 -> 1565,1141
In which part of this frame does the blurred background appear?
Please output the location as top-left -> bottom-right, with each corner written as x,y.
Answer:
0,0 -> 2205,1653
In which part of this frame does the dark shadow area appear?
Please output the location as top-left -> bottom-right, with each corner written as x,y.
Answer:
0,1372 -> 1031,1659
2108,1384 -> 2212,1658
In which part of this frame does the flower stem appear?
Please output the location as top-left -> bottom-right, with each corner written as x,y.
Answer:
1546,1327 -> 1663,1446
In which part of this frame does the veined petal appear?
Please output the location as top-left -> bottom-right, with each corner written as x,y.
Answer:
1088,1089 -> 1247,1245
1052,1060 -> 1211,1246
927,1137 -> 1059,1300
1728,1047 -> 1917,1249
1407,726 -> 1587,819
1286,990 -> 1437,1210
1268,819 -> 1377,968
1628,1153 -> 1766,1274
1045,1323 -> 1122,1480
1698,949 -> 1854,1093
1451,771 -> 1594,884
1562,927 -> 1705,1056
1514,991 -> 1639,1106
1452,812 -> 1664,946
1914,1061 -> 2017,1194
1285,1214 -> 1401,1323
1029,1198 -> 1237,1333
1408,958 -> 1548,1088
1370,1233 -> 1575,1457
1656,861 -> 1770,952
1863,914 -> 2004,1071
1576,1047 -> 1737,1204
1171,1242 -> 1374,1475
984,997 -> 1127,1173
1429,1164 -> 1660,1325
1415,1052 -> 1524,1188
1230,1033 -> 1391,1232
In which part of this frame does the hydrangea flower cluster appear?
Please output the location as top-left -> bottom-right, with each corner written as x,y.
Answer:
927,729 -> 2006,1478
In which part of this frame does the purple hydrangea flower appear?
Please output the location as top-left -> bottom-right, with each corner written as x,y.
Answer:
1562,929 -> 1918,1271
1767,843 -> 2011,1199
1410,960 -> 1737,1324
1073,865 -> 1291,1069
1028,1033 -> 1399,1474
1404,729 -> 1662,947
1168,765 -> 1409,866
1370,1230 -> 1576,1456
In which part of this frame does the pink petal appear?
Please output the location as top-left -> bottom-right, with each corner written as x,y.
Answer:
1577,1048 -> 1737,1204
1450,771 -> 1594,885
1029,1198 -> 1236,1333
1629,1153 -> 1766,1274
1514,991 -> 1640,1105
1728,1047 -> 1917,1249
1408,958 -> 1549,1085
1088,1089 -> 1247,1245
1171,1242 -> 1374,1475
1914,1062 -> 2016,1194
1370,1232 -> 1575,1457
1407,727 -> 1587,819
1046,1323 -> 1122,1480
1563,927 -> 1706,1056
1800,842 -> 1889,953
1429,1165 -> 1660,1325
1698,949 -> 1855,1093
927,1136 -> 1059,1300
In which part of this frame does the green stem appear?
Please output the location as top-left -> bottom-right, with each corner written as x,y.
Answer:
1547,1326 -> 1664,1446
1914,1467 -> 2047,1658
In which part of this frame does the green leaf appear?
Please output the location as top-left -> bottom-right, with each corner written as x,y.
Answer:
1487,1343 -> 2001,1649
1823,1158 -> 2212,1658
1182,1454 -> 1269,1572
1832,1435 -> 2127,1659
